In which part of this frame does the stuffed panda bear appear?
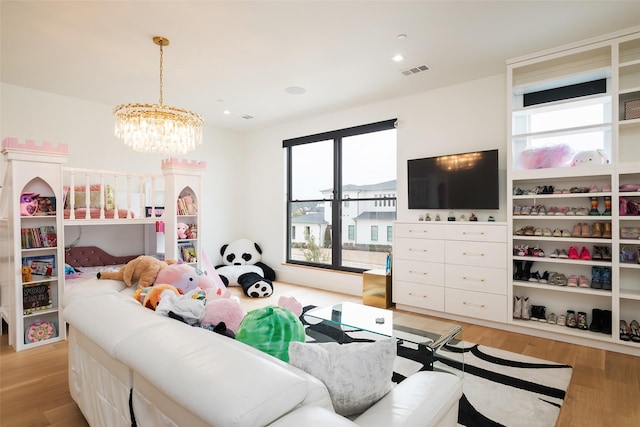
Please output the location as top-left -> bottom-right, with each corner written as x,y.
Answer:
215,238 -> 275,298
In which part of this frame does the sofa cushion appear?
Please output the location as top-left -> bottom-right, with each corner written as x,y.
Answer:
115,321 -> 309,427
288,338 -> 396,416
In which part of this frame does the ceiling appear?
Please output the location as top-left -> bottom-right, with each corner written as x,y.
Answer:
2,1 -> 640,133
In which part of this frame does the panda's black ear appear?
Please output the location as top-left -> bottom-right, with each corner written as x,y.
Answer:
220,244 -> 229,256
254,242 -> 263,254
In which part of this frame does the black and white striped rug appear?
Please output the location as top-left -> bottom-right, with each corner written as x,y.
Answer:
301,306 -> 573,427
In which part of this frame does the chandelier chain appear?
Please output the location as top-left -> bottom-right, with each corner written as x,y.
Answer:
159,42 -> 164,105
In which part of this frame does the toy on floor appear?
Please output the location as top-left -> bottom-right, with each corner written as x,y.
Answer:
215,238 -> 275,298
97,255 -> 175,289
201,297 -> 246,334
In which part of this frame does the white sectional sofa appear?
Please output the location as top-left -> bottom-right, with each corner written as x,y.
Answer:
62,279 -> 462,427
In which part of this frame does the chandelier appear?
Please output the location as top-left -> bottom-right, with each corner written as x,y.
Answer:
114,36 -> 203,155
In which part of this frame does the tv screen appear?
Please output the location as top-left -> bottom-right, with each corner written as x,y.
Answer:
408,149 -> 499,210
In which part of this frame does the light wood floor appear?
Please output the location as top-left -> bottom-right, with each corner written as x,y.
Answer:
2,282 -> 639,427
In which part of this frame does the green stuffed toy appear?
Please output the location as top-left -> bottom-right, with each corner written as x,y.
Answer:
236,306 -> 305,362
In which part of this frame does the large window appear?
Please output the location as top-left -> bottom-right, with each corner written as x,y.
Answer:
285,119 -> 397,272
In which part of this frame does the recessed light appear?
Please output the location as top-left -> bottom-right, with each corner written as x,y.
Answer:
285,86 -> 306,95
392,54 -> 404,62
223,110 -> 230,115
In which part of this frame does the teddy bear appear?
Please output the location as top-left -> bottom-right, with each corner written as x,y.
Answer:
216,238 -> 276,298
22,265 -> 32,283
97,255 -> 176,289
177,222 -> 190,239
571,149 -> 610,166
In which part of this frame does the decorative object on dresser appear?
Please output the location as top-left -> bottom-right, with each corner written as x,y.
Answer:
113,36 -> 203,155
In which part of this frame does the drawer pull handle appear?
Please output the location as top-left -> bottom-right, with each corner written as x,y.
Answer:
463,277 -> 485,282
409,248 -> 427,253
409,270 -> 427,276
462,232 -> 485,236
463,301 -> 485,308
408,292 -> 427,298
463,252 -> 485,257
409,229 -> 428,234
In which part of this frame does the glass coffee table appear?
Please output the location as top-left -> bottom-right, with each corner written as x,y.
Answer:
305,301 -> 463,373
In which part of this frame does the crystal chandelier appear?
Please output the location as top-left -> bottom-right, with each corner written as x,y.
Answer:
114,36 -> 203,155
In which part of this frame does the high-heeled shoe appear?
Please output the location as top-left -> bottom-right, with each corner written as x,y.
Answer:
630,320 -> 640,343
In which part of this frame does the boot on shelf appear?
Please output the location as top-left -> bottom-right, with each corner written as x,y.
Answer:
601,310 -> 612,335
521,297 -> 531,320
589,308 -> 603,332
589,196 -> 600,216
602,267 -> 612,290
591,266 -> 603,289
513,296 -> 522,319
522,261 -> 534,281
603,196 -> 612,216
513,261 -> 523,281
602,222 -> 612,238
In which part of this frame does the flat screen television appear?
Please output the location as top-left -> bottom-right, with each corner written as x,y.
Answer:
407,149 -> 499,210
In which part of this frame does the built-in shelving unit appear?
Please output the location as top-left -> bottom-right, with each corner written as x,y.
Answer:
507,26 -> 640,353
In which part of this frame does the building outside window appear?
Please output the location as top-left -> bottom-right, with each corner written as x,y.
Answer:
284,119 -> 397,272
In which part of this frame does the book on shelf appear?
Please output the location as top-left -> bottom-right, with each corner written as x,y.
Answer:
20,226 -> 57,249
23,255 -> 56,277
23,282 -> 53,315
177,193 -> 197,215
178,242 -> 197,263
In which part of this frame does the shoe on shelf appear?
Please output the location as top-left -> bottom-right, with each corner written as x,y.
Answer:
529,271 -> 541,282
513,296 -> 522,319
552,229 -> 562,237
537,206 -> 547,215
601,310 -> 612,334
575,207 -> 589,216
547,206 -> 558,216
571,223 -> 582,237
513,187 -> 525,195
592,246 -> 603,260
566,207 -> 578,216
521,297 -> 531,320
547,312 -> 557,323
592,222 -> 603,238
556,314 -> 567,326
567,275 -> 578,287
522,261 -> 534,281
566,310 -> 577,328
550,249 -> 560,258
578,275 -> 590,288
591,266 -> 603,289
589,184 -> 599,193
539,271 -> 549,284
581,222 -> 592,238
602,267 -> 612,290
602,183 -> 612,192
543,228 -> 552,237
579,246 -> 592,260
589,308 -> 603,332
556,206 -> 568,216
577,312 -> 588,330
602,222 -> 612,238
561,229 -> 572,237
513,261 -> 524,280
620,320 -> 631,341
558,249 -> 569,259
568,246 -> 579,259
602,246 -> 612,261
630,320 -> 640,343
521,206 -> 533,215
552,273 -> 567,286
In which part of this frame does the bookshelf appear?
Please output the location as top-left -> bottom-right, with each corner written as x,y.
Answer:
161,158 -> 206,268
0,138 -> 68,351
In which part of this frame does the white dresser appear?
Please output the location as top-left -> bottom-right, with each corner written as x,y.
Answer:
393,221 -> 508,323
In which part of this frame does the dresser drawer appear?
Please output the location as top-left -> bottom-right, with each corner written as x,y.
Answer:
394,238 -> 445,263
394,259 -> 444,286
444,240 -> 507,269
394,222 -> 445,239
445,288 -> 507,323
393,281 -> 445,311
445,224 -> 507,243
445,264 -> 507,295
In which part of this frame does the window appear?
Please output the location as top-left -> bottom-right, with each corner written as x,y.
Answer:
387,226 -> 393,242
284,119 -> 397,272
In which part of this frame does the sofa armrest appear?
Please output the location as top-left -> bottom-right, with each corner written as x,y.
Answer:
353,371 -> 462,427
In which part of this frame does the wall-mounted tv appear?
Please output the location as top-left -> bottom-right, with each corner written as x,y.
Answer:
408,149 -> 499,210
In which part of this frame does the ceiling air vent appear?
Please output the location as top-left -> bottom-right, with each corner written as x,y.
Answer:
242,115 -> 254,120
401,64 -> 429,76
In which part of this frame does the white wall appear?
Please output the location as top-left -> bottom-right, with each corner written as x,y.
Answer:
1,74 -> 508,292
0,83 -> 245,259
243,74 -> 508,295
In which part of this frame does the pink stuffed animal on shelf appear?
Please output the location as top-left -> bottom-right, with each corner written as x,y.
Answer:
177,222 -> 189,239
517,144 -> 573,170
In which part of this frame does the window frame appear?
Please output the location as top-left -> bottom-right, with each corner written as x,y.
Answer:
284,119 -> 397,272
